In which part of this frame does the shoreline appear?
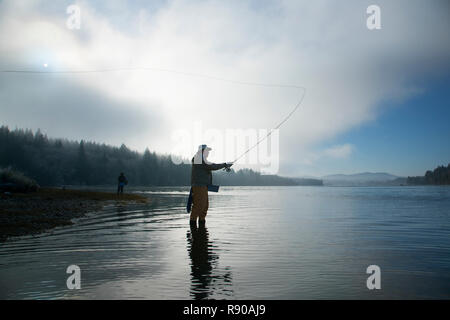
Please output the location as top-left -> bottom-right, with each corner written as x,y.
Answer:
0,188 -> 147,242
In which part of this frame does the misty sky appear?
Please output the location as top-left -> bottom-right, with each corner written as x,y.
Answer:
0,0 -> 449,177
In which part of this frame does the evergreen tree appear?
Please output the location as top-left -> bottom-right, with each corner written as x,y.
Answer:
0,126 -> 321,187
75,140 -> 90,185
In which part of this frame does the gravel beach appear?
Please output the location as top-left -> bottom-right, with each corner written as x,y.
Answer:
0,188 -> 147,241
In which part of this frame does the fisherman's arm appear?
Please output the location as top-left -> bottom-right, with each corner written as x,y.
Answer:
204,163 -> 227,171
204,162 -> 233,171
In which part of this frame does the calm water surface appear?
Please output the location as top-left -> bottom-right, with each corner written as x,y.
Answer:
1,186 -> 449,299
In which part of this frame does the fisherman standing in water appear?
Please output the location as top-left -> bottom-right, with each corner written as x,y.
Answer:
189,145 -> 232,227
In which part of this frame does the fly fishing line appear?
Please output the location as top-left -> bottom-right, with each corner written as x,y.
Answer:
1,66 -> 306,168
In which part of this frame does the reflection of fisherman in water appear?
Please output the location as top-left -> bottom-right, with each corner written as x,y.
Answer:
186,224 -> 233,300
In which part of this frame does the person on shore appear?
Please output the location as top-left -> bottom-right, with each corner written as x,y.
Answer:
117,172 -> 128,195
190,144 -> 232,227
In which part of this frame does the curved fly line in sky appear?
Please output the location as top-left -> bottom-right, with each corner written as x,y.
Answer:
0,66 -> 306,164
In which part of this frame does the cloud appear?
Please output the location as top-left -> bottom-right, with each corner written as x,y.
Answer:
0,0 -> 449,174
323,144 -> 354,159
0,74 -> 164,146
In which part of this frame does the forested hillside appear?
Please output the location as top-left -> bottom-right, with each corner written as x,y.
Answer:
0,126 -> 319,187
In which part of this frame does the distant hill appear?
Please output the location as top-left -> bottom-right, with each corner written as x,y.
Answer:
291,177 -> 323,186
321,172 -> 404,186
324,172 -> 398,181
214,169 -> 306,186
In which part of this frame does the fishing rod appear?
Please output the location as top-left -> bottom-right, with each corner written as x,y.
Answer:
1,66 -> 306,171
225,85 -> 306,172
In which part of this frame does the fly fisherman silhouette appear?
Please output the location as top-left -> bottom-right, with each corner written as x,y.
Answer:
187,144 -> 233,228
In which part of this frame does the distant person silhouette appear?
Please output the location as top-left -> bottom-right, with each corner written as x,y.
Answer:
117,172 -> 128,195
190,144 -> 232,227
